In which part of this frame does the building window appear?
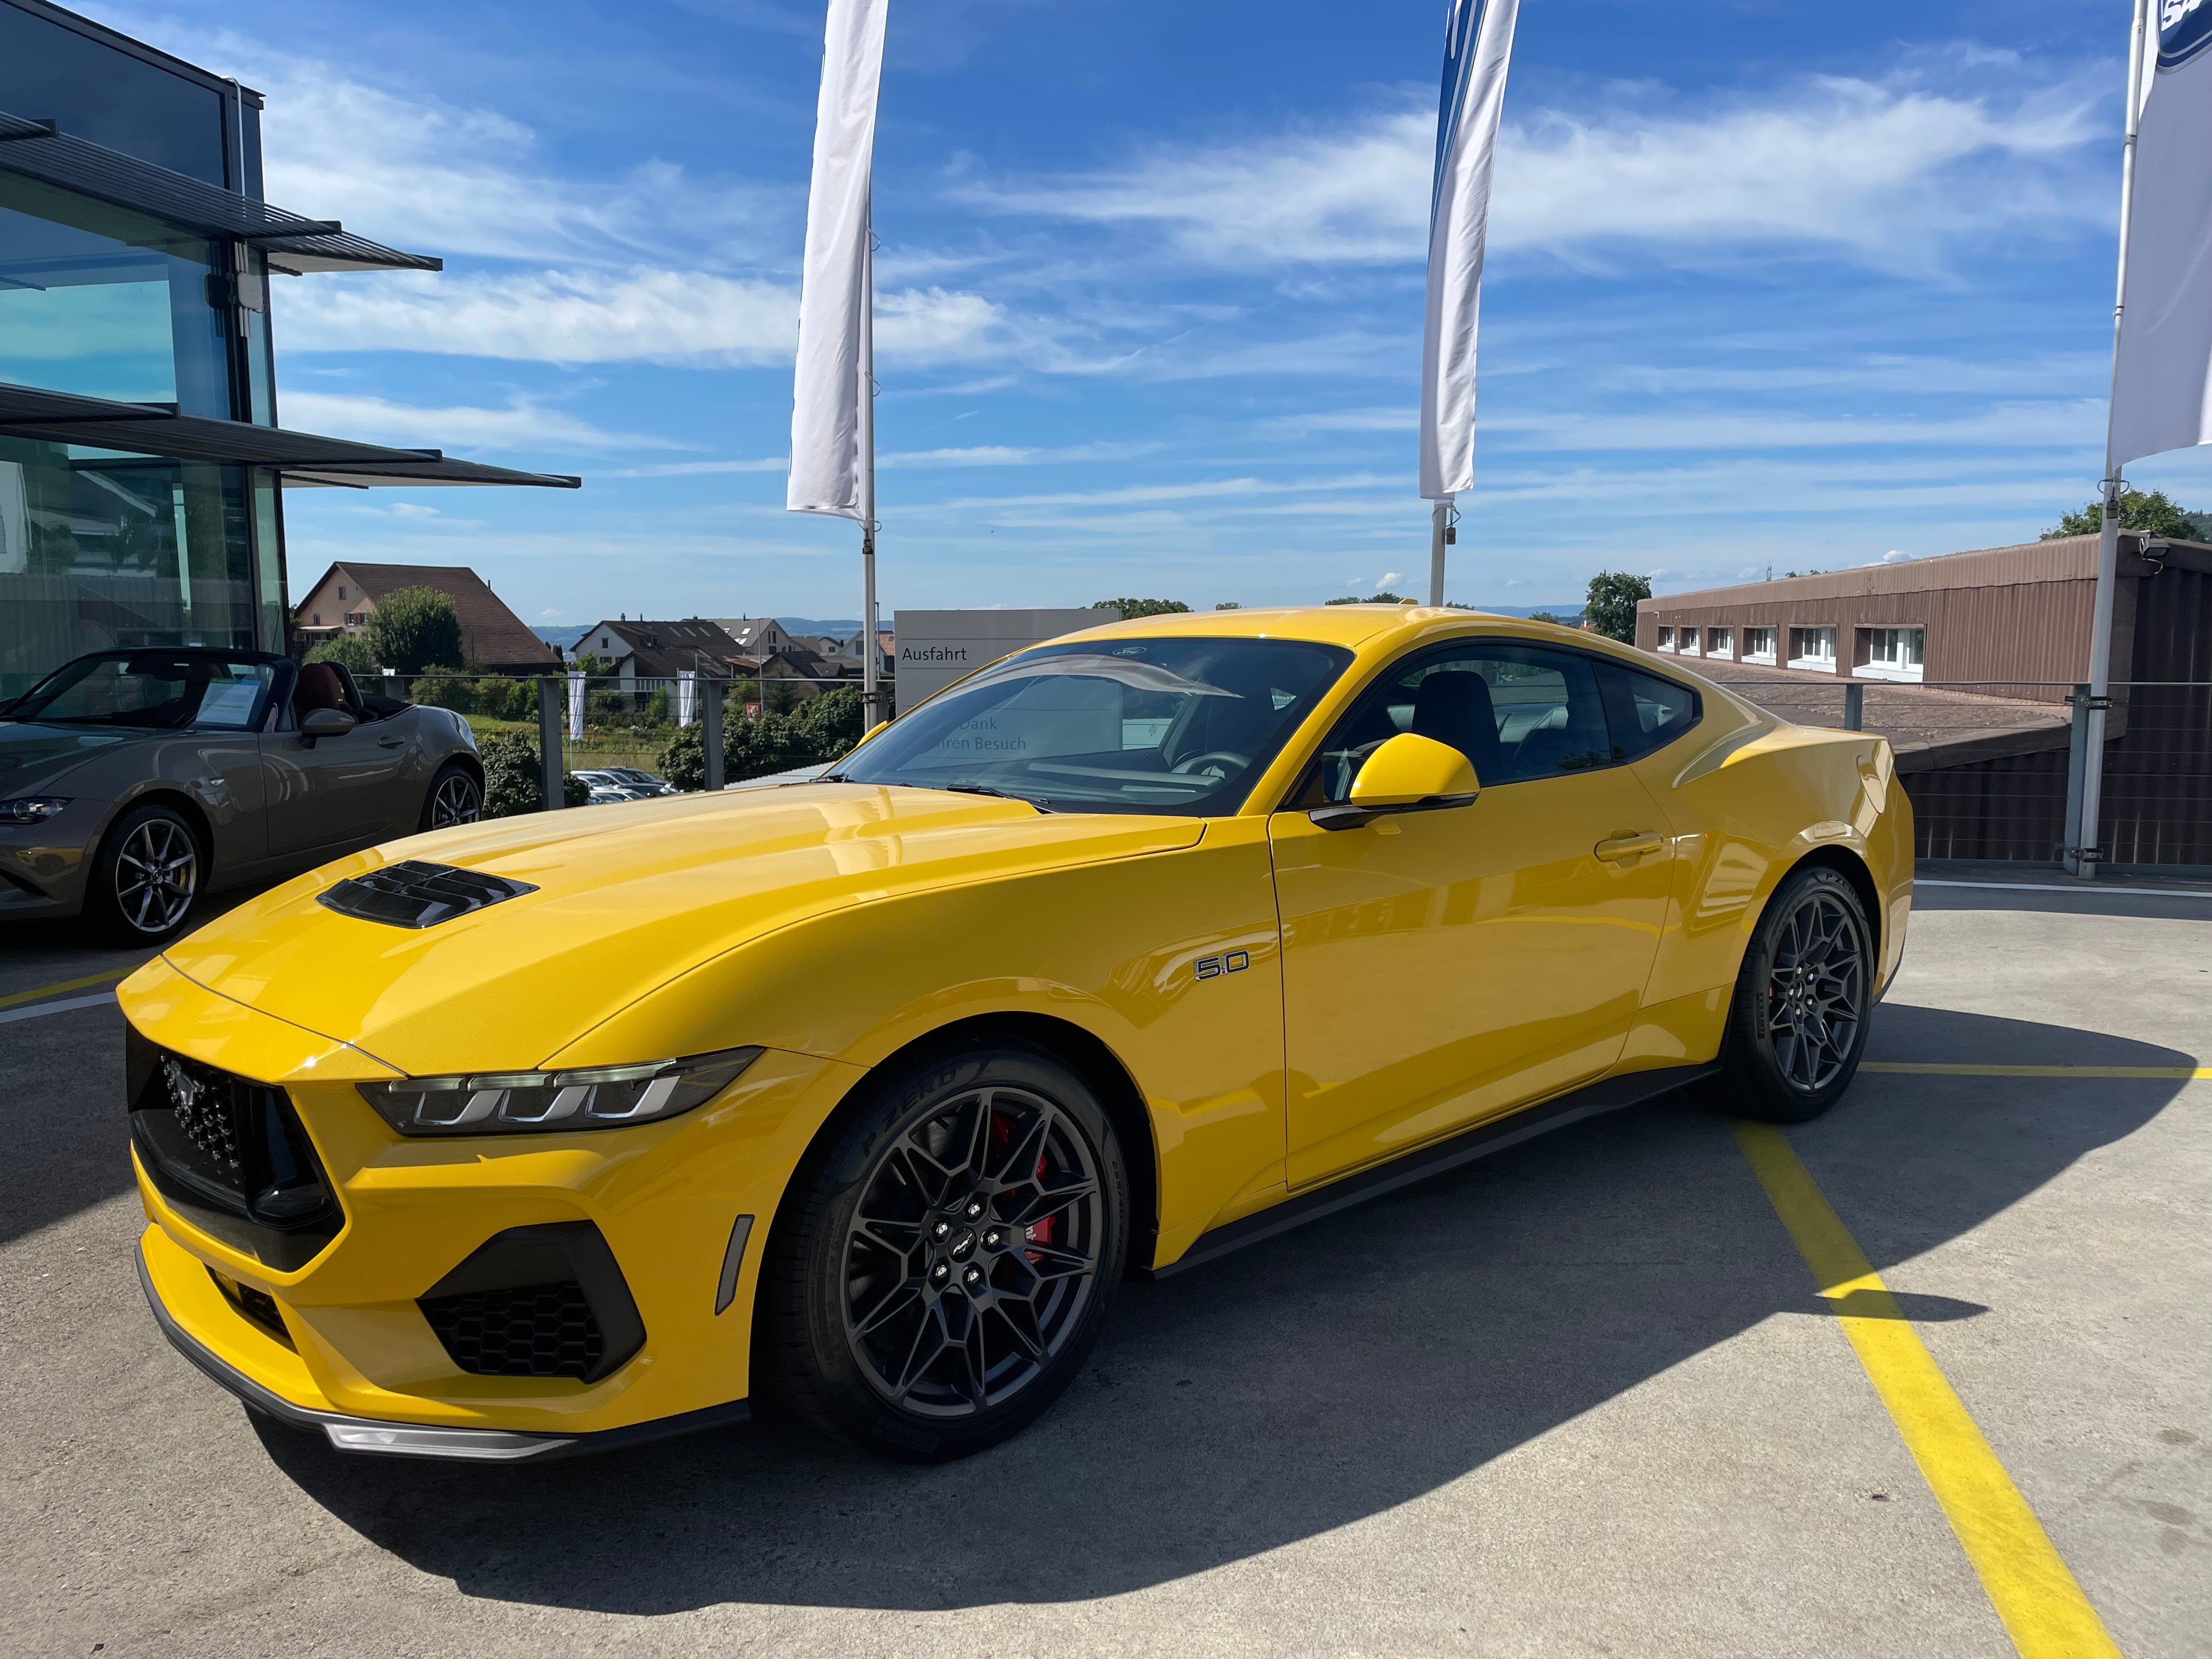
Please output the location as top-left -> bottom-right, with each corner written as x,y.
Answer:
1788,627 -> 1837,671
1856,626 -> 1925,682
1677,628 -> 1702,657
311,613 -> 320,626
1742,627 -> 1776,664
1656,627 -> 1675,652
1706,627 -> 1733,660
337,585 -> 347,600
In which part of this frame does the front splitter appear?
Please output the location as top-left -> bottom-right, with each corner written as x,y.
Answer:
134,1242 -> 747,1463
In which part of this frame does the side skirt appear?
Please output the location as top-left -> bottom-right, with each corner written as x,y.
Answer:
1148,1062 -> 1717,1280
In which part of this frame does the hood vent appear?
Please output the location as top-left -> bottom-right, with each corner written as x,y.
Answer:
317,860 -> 537,929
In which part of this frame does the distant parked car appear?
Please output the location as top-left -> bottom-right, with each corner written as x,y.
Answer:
0,648 -> 483,943
604,766 -> 678,796
573,769 -> 658,802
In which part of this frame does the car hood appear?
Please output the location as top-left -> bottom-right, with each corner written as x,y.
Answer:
157,782 -> 1205,1074
0,720 -> 140,795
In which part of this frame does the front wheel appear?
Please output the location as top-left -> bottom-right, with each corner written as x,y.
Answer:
86,803 -> 202,946
1712,864 -> 1875,1124
418,761 -> 483,831
759,1045 -> 1127,1462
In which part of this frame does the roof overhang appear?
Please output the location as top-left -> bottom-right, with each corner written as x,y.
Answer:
0,109 -> 439,275
0,383 -> 581,489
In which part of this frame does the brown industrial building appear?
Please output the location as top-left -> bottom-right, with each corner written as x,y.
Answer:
1637,533 -> 2212,867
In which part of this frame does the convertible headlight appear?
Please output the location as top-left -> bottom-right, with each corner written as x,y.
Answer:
358,1046 -> 763,1136
0,797 -> 70,823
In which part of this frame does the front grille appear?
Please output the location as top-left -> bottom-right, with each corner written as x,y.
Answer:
317,860 -> 537,929
421,1282 -> 605,1379
127,1028 -> 342,1273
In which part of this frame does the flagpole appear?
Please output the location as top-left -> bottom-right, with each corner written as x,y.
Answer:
2073,0 -> 2152,879
1428,501 -> 1448,605
860,200 -> 881,726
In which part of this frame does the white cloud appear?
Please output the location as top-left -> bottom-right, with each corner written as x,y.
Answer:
276,269 -> 1006,368
612,438 -> 1159,478
279,390 -> 681,452
1376,571 -> 1405,589
953,69 -> 2104,273
1482,399 -> 2103,452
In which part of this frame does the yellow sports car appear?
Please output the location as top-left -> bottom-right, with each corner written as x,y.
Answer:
121,605 -> 1911,1464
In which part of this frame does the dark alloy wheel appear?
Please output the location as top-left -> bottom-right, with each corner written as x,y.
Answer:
88,803 -> 201,945
1713,864 -> 1875,1124
761,1045 -> 1127,1460
419,761 -> 484,832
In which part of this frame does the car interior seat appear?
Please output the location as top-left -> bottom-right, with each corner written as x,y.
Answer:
1410,670 -> 1503,780
294,663 -> 354,724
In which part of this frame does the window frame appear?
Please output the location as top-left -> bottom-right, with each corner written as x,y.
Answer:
1279,633 -> 1705,809
1705,627 -> 1734,661
1742,626 -> 1777,665
1853,624 -> 1926,682
1787,624 -> 1838,672
1655,626 -> 1677,652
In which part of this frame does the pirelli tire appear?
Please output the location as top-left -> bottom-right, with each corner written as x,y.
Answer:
759,1043 -> 1128,1462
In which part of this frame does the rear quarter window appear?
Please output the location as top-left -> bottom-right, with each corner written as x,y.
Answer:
1596,661 -> 1701,762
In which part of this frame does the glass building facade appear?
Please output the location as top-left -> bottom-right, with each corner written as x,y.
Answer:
0,0 -> 283,695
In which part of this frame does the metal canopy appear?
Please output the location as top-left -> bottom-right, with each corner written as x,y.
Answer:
0,383 -> 580,489
0,109 -> 441,275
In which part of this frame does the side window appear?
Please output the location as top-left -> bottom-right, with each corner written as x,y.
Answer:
1595,661 -> 1701,761
1295,640 -> 1615,803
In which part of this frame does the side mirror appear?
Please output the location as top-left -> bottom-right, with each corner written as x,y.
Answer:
1312,732 -> 1479,831
300,706 -> 357,747
858,719 -> 889,744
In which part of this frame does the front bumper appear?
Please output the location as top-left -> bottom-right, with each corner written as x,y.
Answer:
133,1240 -> 749,1461
122,955 -> 866,1459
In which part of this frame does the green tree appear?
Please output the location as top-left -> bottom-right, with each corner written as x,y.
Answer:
2042,488 -> 2197,539
364,586 -> 465,674
1583,571 -> 1651,644
1214,601 -> 1244,610
644,685 -> 670,725
1325,592 -> 1408,605
1528,611 -> 1562,625
303,634 -> 377,676
1094,597 -> 1190,620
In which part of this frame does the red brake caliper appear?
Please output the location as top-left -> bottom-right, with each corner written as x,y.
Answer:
990,1110 -> 1056,1257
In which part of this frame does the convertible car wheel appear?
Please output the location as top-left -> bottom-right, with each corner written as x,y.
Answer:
761,1046 -> 1127,1461
419,761 -> 484,832
88,803 -> 201,945
1715,864 -> 1874,1124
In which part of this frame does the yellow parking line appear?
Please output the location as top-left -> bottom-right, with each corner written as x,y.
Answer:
1733,1122 -> 2123,1659
0,968 -> 131,1012
1863,1062 -> 2210,1080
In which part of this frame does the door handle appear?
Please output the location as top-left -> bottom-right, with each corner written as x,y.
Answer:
378,736 -> 405,748
1594,832 -> 1666,862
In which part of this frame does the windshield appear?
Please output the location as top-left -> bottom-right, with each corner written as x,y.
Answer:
4,653 -> 275,731
835,636 -> 1352,815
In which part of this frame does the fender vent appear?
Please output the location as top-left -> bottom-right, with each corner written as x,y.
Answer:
317,860 -> 536,928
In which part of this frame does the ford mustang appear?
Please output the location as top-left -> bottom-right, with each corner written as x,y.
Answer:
120,605 -> 1911,1464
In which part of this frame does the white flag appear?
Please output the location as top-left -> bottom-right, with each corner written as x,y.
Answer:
2110,3 -> 2212,467
1419,0 -> 1520,502
788,0 -> 889,520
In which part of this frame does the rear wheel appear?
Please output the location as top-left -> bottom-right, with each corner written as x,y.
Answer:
760,1045 -> 1127,1462
1712,864 -> 1874,1124
419,761 -> 483,831
87,803 -> 202,945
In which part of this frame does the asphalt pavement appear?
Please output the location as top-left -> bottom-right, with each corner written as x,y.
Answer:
3,881 -> 2206,1658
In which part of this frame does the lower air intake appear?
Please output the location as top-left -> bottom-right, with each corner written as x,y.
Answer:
317,860 -> 537,929
421,1282 -> 603,1379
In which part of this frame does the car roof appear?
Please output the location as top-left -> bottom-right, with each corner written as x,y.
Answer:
1049,603 -> 1650,665
66,646 -> 293,667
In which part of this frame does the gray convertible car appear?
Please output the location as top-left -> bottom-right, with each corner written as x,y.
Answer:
0,648 -> 484,944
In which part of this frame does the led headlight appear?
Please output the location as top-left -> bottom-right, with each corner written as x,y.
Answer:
358,1046 -> 763,1136
0,797 -> 71,824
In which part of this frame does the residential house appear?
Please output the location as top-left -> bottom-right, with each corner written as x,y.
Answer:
575,618 -> 748,693
294,562 -> 560,672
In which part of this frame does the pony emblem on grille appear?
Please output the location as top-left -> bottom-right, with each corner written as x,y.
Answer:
162,1057 -> 238,1170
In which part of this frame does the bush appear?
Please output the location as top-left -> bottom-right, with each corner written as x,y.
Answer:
413,676 -> 475,715
473,676 -> 528,721
645,686 -> 670,725
365,587 -> 465,674
480,730 -> 588,816
303,635 -> 377,675
588,689 -> 629,722
661,722 -> 704,791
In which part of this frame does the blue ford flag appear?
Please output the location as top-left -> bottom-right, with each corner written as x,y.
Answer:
2109,1 -> 2212,465
1419,0 -> 1521,504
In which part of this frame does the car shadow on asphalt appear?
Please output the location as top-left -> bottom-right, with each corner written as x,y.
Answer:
234,1002 -> 2194,1617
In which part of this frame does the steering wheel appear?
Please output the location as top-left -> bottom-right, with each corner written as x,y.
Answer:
1171,751 -> 1249,779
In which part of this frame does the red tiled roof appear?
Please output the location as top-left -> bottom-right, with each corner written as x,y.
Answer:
297,562 -> 558,668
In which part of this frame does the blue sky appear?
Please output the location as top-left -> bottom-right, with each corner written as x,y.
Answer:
94,0 -> 2212,622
